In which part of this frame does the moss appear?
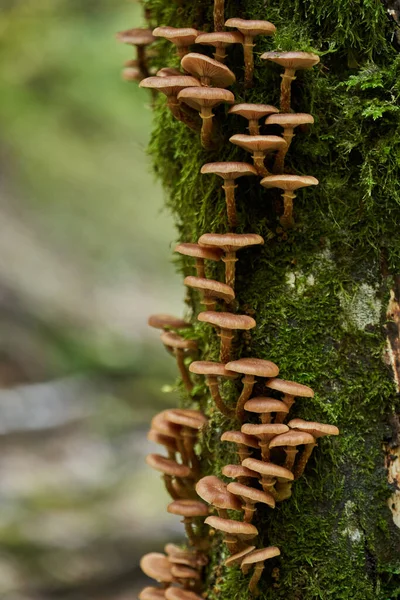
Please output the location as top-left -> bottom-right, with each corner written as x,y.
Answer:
143,0 -> 400,596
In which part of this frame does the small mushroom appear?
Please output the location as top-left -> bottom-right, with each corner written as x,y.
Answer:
181,53 -> 236,88
140,552 -> 174,585
184,276 -> 235,310
175,242 -> 223,278
116,28 -> 155,79
160,331 -> 197,393
268,430 -> 316,472
242,457 -> 294,499
261,51 -> 320,112
197,311 -> 256,363
244,397 -> 289,424
122,66 -> 143,82
241,423 -> 289,461
265,113 -> 314,173
288,418 -> 339,479
227,481 -> 275,523
200,163 -> 258,228
189,360 -> 238,417
167,499 -> 209,546
229,134 -> 287,177
148,314 -> 190,330
170,564 -> 201,589
147,429 -> 178,460
167,409 -> 208,477
265,378 -> 314,416
221,430 -> 259,462
204,515 -> 258,554
241,546 -> 281,595
225,545 -> 256,567
139,587 -> 166,600
222,464 -> 260,486
157,67 -> 182,77
198,233 -> 264,289
195,31 -> 243,63
260,174 -> 319,228
153,26 -> 199,59
196,475 -> 241,518
165,589 -> 204,600
151,411 -> 188,462
165,543 -> 208,569
225,19 -> 276,87
146,453 -> 192,499
229,103 -> 279,135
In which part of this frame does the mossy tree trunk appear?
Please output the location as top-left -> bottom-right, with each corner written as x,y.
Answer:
143,0 -> 400,597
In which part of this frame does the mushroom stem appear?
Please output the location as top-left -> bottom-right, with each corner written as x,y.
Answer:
259,440 -> 271,462
248,120 -> 260,136
248,563 -> 264,596
137,45 -> 149,78
260,476 -> 277,496
175,348 -> 194,393
284,446 -> 298,472
253,152 -> 270,177
214,47 -> 227,63
219,328 -> 234,363
224,534 -> 241,555
221,180 -> 238,228
182,429 -> 201,476
273,128 -> 295,174
203,296 -> 217,311
280,191 -> 296,228
222,252 -> 238,288
206,376 -> 234,417
183,517 -> 197,546
294,441 -> 317,480
243,503 -> 256,523
217,508 -> 229,519
163,474 -> 180,499
177,46 -> 190,60
214,0 -> 225,31
200,108 -> 215,149
236,375 -> 256,422
194,258 -> 206,278
243,37 -> 255,88
280,68 -> 296,112
238,444 -> 253,463
281,393 -> 295,412
167,98 -> 200,132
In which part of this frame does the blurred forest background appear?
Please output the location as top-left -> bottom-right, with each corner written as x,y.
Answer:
0,1 -> 185,598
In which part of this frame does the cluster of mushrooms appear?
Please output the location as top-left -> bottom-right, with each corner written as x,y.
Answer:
118,3 -> 339,599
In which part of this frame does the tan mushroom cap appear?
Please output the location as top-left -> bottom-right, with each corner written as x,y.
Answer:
242,458 -> 294,481
241,546 -> 281,566
229,103 -> 279,119
148,314 -> 190,330
165,589 -> 204,600
184,276 -> 235,302
227,482 -> 275,508
198,311 -> 256,331
139,76 -> 201,96
170,564 -> 200,580
167,499 -> 209,517
165,543 -> 197,561
160,331 -> 197,350
196,31 -> 244,47
178,87 -> 235,110
225,357 -> 279,378
147,429 -> 178,451
189,360 -> 239,378
181,53 -> 236,87
261,51 -> 320,70
140,553 -> 173,582
241,423 -> 289,437
175,242 -> 223,261
122,67 -> 142,82
139,587 -> 166,600
225,545 -> 256,567
116,28 -> 155,46
222,464 -> 260,480
260,174 -> 319,191
221,430 -> 259,449
269,430 -> 315,448
266,378 -> 315,397
151,410 -> 182,438
201,161 -> 258,180
244,397 -> 289,415
288,418 -> 340,438
167,408 -> 208,430
198,232 -> 264,252
146,454 -> 192,478
230,134 -> 287,153
205,515 -> 258,539
157,67 -> 182,77
266,113 -> 314,127
196,475 -> 241,510
153,26 -> 199,46
225,18 -> 276,37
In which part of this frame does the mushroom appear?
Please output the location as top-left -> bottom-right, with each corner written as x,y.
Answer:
213,0 -> 225,31
220,430 -> 259,462
229,134 -> 287,177
181,53 -> 236,88
241,547 -> 281,595
167,499 -> 209,546
146,453 -> 193,499
261,51 -> 320,112
265,378 -> 314,417
148,314 -> 190,330
260,174 -> 319,228
165,589 -> 204,600
189,360 -> 238,417
184,276 -> 235,310
225,358 -> 280,422
229,103 -> 279,135
153,27 -> 199,59
225,545 -> 256,567
242,457 -> 294,499
178,87 -> 234,149
195,31 -> 243,63
140,552 -> 174,585
265,113 -> 315,173
227,481 -> 275,522
200,163 -> 258,228
116,28 -> 155,79
160,331 -> 197,393
167,409 -> 208,477
175,242 -> 223,278
196,475 -> 241,518
204,515 -> 258,554
139,587 -> 167,600
151,410 -> 187,462
157,67 -> 182,77
241,423 -> 289,461
222,463 -> 260,486
268,430 -> 316,472
165,543 -> 208,569
197,311 -> 256,363
122,66 -> 143,82
244,397 -> 289,424
198,233 -> 264,289
170,564 -> 201,589
288,418 -> 339,479
225,19 -> 276,87
147,429 -> 178,460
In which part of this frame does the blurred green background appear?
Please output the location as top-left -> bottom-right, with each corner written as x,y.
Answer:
0,1 -> 185,597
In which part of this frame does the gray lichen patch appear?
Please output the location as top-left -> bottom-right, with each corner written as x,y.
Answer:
339,283 -> 382,331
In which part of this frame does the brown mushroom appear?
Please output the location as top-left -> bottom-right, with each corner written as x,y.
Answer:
147,429 -> 178,460
229,103 -> 279,135
225,545 -> 256,567
151,411 -> 188,465
189,361 -> 238,417
153,26 -> 199,59
265,113 -> 315,173
229,134 -> 287,177
288,418 -> 339,479
140,552 -> 174,584
157,67 -> 182,77
160,331 -> 197,393
184,276 -> 235,311
265,378 -> 314,417
167,409 -> 208,476
181,53 -> 236,88
260,174 -> 319,228
196,475 -> 241,518
116,28 -> 155,79
225,19 -> 276,87
227,481 -> 275,522
204,515 -> 258,554
241,546 -> 281,595
122,66 -> 143,82
195,31 -> 243,63
222,463 -> 260,486
165,589 -> 204,600
139,587 -> 166,600
165,543 -> 208,569
220,430 -> 259,462
244,397 -> 289,424
170,564 -> 201,589
167,499 -> 209,546
146,453 -> 192,499
175,242 -> 223,278
269,430 -> 316,472
197,311 -> 256,363
242,457 -> 294,499
148,314 -> 190,330
241,423 -> 289,461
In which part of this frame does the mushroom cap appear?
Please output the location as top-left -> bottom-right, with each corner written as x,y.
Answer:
227,482 -> 275,507
165,544 -> 205,567
146,454 -> 192,478
152,26 -> 199,46
147,429 -> 178,451
229,103 -> 279,120
205,515 -> 258,539
230,134 -> 287,153
139,76 -> 201,97
198,311 -> 256,331
160,331 -> 197,350
170,564 -> 200,580
222,464 -> 260,480
266,378 -> 315,398
181,53 -> 236,87
184,276 -> 235,302
122,67 -> 142,82
225,546 -> 256,567
225,18 -> 277,37
244,397 -> 289,415
151,410 -> 182,438
139,587 -> 166,600
196,475 -> 241,510
189,360 -> 239,378
148,314 -> 190,330
265,112 -> 314,128
242,458 -> 294,481
165,589 -> 204,600
201,161 -> 258,180
140,553 -> 173,582
167,408 -> 208,430
261,51 -> 320,70
260,174 -> 319,192
196,31 -> 244,47
178,87 -> 235,110
269,430 -> 316,448
225,357 -> 279,378
175,242 -> 223,261
221,430 -> 259,449
241,423 -> 289,438
157,67 -> 182,77
198,232 -> 264,252
288,418 -> 340,438
241,546 -> 281,566
167,499 -> 209,517
116,28 -> 155,46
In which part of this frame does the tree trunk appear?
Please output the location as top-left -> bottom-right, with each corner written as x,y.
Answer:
143,0 -> 400,597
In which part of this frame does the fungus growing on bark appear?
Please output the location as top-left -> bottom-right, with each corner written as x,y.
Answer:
227,481 -> 275,522
260,174 -> 319,228
265,113 -> 314,173
147,429 -> 178,460
288,418 -> 339,479
197,311 -> 256,363
175,243 -> 223,278
178,87 -> 234,149
165,589 -> 204,600
229,134 -> 287,177
200,163 -> 258,228
167,499 -> 209,546
160,331 -> 197,393
116,28 -> 155,79
241,423 -> 289,461
181,53 -> 236,87
146,453 -> 192,499
241,547 -> 281,595
242,457 -> 294,498
229,103 -> 279,135
261,51 -> 320,112
269,430 -> 316,472
184,276 -> 235,310
189,360 -> 238,417
225,19 -> 276,88
225,545 -> 256,567
166,409 -> 208,476
198,233 -> 264,289
204,515 -> 258,554
265,378 -> 314,416
140,552 -> 174,584
195,31 -> 243,63
153,27 -> 199,59
196,475 -> 241,518
148,314 -> 190,331
139,587 -> 167,600
244,397 -> 289,424
221,430 -> 259,462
